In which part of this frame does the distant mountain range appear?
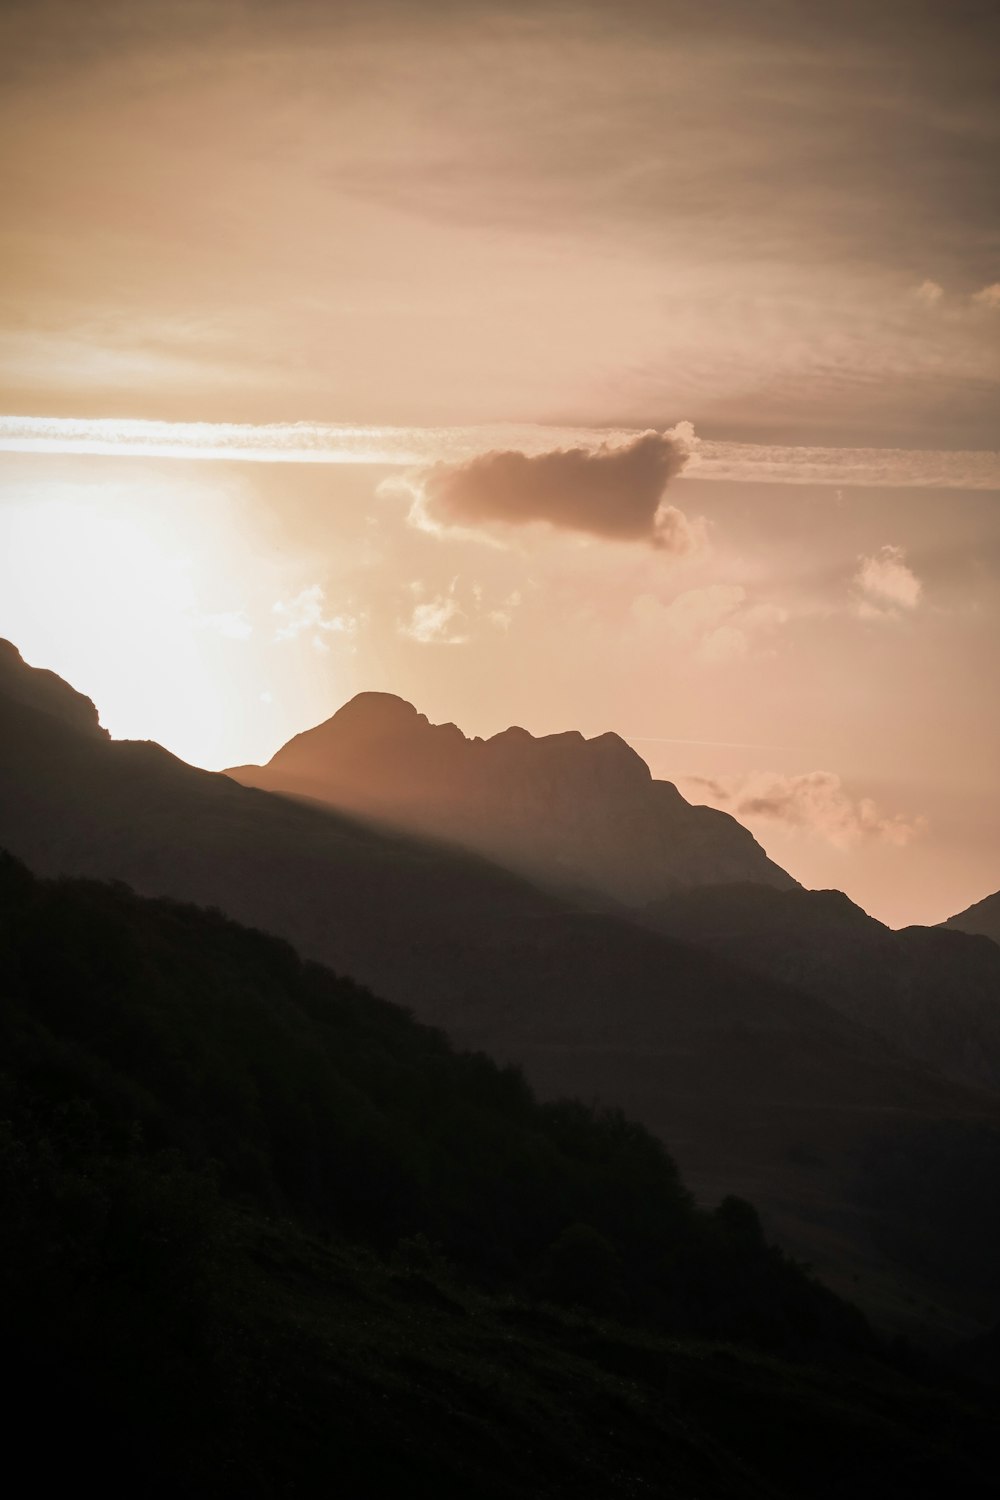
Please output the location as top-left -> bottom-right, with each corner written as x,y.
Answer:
229,688 -> 1000,1096
227,691 -> 796,905
944,890 -> 1000,947
644,883 -> 1000,1096
2,637 -> 1000,1339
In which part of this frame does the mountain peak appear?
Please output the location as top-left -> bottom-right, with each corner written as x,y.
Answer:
586,729 -> 652,780
324,691 -> 426,738
335,691 -> 422,724
231,690 -> 795,904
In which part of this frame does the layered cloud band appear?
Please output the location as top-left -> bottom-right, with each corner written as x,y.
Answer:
2,415 -> 999,490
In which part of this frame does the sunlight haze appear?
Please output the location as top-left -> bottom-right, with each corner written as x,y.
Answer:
1,0 -> 997,929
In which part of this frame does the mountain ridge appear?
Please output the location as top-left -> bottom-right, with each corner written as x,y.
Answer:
943,890 -> 1000,947
643,882 -> 1000,1095
227,689 -> 798,905
3,638 -> 1000,1338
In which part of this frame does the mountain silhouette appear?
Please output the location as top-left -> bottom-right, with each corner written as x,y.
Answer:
943,889 -> 1000,947
227,691 -> 797,904
3,638 -> 1000,1339
645,883 -> 1000,1095
0,637 -> 107,738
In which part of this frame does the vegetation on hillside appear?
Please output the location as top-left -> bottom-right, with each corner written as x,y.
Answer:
0,852 -> 994,1495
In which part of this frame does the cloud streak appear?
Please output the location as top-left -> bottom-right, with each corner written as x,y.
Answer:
2,415 -> 999,489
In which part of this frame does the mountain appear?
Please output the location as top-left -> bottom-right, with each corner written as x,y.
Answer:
6,855 -> 996,1499
227,691 -> 797,905
3,639 -> 1000,1339
943,890 -> 1000,947
0,636 -> 107,738
644,884 -> 1000,1096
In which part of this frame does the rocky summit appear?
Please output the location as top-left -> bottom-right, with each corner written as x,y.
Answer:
228,691 -> 797,905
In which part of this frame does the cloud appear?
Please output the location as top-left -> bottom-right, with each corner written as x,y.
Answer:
972,282 -> 1000,309
913,279 -> 944,306
487,589 -> 522,632
853,544 -> 922,618
398,576 -> 522,644
632,584 -> 788,665
4,416 -> 1000,490
409,428 -> 698,549
686,770 -> 925,850
202,609 -> 253,640
272,584 -> 358,652
399,589 -> 468,645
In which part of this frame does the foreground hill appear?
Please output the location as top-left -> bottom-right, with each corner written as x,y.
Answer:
644,884 -> 1000,1095
227,689 -> 796,904
944,889 -> 1000,947
1,856 -> 995,1498
2,639 -> 1000,1339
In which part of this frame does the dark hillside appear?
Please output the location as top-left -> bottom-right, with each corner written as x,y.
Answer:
0,852 -> 859,1343
944,889 -> 1000,947
644,883 -> 1000,1094
1,855 -> 995,1498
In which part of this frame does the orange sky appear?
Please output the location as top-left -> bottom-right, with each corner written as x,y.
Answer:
0,1 -> 997,927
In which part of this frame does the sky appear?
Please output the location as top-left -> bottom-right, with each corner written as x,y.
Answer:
0,0 -> 998,927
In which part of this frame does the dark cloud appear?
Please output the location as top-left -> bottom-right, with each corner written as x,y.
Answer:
415,430 -> 696,549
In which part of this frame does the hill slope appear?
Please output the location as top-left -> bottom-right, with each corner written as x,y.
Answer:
944,889 -> 1000,947
644,883 -> 1000,1095
3,639 -> 1000,1337
227,689 -> 796,904
4,856 -> 995,1498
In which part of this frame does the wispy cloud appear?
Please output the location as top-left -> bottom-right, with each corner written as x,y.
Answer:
972,283 -> 1000,310
487,590 -> 521,632
913,279 -> 944,306
397,577 -> 521,644
272,584 -> 358,652
399,581 -> 468,645
853,545 -> 922,620
2,415 -> 999,489
686,770 -> 925,850
202,609 -> 253,641
631,584 -> 788,665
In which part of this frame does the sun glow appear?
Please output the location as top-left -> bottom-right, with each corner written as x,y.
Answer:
0,471 -> 331,769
